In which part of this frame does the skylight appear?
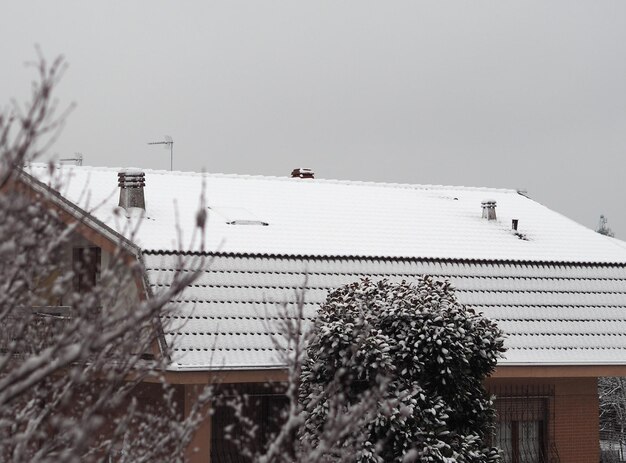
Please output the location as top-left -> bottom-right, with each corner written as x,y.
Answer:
226,219 -> 269,226
208,206 -> 269,226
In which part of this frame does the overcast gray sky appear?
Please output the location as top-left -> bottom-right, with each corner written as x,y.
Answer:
2,1 -> 626,237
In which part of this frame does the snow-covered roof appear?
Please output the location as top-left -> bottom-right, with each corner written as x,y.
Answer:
25,164 -> 626,262
147,253 -> 626,370
23,164 -> 626,371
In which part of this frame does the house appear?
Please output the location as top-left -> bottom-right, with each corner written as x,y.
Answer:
15,163 -> 626,462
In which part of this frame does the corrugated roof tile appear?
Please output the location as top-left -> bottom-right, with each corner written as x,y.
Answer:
143,254 -> 626,370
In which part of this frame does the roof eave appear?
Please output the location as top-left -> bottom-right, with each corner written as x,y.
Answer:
16,168 -> 141,256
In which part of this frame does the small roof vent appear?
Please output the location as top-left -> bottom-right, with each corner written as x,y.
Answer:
291,168 -> 314,179
481,199 -> 496,221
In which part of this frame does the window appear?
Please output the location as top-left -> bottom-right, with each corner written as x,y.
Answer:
489,384 -> 555,463
495,414 -> 545,462
211,384 -> 288,463
73,247 -> 101,292
494,396 -> 549,463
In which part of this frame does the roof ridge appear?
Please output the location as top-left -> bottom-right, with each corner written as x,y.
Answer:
26,162 -> 518,194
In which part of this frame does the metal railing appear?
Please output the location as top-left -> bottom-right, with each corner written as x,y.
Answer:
488,383 -> 560,463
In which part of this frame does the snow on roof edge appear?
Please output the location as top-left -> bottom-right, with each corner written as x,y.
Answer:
166,359 -> 626,372
167,364 -> 287,372
26,162 -> 519,195
140,248 -> 626,266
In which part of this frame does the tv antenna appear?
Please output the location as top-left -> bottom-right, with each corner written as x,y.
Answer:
59,153 -> 83,166
148,136 -> 174,171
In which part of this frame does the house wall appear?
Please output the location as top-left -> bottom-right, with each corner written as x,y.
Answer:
486,376 -> 599,463
31,232 -> 141,310
193,377 -> 601,463
553,377 -> 599,462
185,384 -> 212,463
96,382 -> 186,460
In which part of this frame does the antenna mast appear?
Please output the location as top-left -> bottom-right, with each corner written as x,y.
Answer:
148,136 -> 174,171
59,153 -> 83,166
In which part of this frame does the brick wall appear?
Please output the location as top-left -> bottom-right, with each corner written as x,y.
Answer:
552,377 -> 599,463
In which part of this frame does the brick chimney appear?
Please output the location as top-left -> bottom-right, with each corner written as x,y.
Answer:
118,169 -> 145,211
291,168 -> 314,179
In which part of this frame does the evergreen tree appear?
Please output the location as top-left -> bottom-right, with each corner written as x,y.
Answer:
300,277 -> 506,462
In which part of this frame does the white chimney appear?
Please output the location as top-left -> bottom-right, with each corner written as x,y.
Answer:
481,200 -> 496,220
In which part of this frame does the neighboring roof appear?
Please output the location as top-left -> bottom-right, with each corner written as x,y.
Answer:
25,164 -> 626,263
14,169 -> 140,255
24,164 -> 626,371
146,252 -> 626,370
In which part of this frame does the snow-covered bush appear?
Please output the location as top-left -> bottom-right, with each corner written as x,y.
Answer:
300,277 -> 506,462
